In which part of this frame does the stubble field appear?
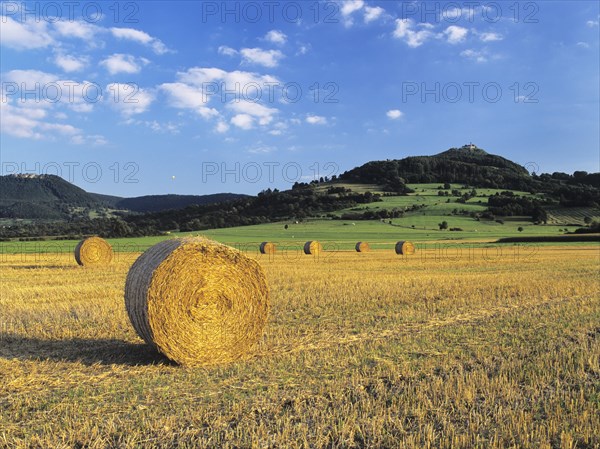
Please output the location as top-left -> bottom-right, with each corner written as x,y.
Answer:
1,245 -> 599,448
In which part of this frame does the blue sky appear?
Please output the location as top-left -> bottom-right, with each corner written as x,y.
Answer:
1,0 -> 599,196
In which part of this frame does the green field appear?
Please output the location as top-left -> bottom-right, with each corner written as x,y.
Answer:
2,184 -> 598,254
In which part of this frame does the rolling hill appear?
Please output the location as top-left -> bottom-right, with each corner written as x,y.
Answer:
1,145 -> 598,239
0,174 -> 249,219
110,193 -> 249,213
339,144 -> 534,191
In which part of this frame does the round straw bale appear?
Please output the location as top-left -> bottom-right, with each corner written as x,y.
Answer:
355,241 -> 370,252
303,240 -> 322,255
395,240 -> 416,255
124,237 -> 270,366
74,236 -> 113,266
259,242 -> 276,254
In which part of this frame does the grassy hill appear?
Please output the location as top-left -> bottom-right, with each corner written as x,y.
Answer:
339,144 -> 533,191
0,174 -> 106,220
4,183 -> 598,251
2,145 -> 598,240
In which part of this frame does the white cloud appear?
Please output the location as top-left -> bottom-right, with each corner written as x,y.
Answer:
248,144 -> 276,154
218,45 -> 238,56
215,121 -> 230,133
110,27 -> 169,54
340,0 -> 365,26
478,32 -> 503,42
54,20 -> 100,41
0,17 -> 53,49
364,6 -> 384,23
442,7 -> 462,21
268,121 -> 288,136
159,82 -> 218,119
3,70 -> 100,113
264,30 -> 287,45
386,109 -> 403,119
3,69 -> 58,87
100,54 -> 147,75
227,101 -> 278,125
444,26 -> 468,44
240,48 -> 284,68
70,133 -> 107,145
460,49 -> 488,63
124,119 -> 180,134
0,99 -> 86,141
160,67 -> 281,128
106,83 -> 154,116
441,6 -> 477,21
231,114 -> 254,129
296,44 -> 310,55
576,42 -> 590,48
393,19 -> 433,48
586,19 -> 599,27
176,67 -> 280,90
53,54 -> 88,72
306,115 -> 327,125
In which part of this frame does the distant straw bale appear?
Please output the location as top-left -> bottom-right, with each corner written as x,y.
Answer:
74,236 -> 113,266
303,241 -> 322,255
355,242 -> 370,252
259,242 -> 276,255
395,241 -> 415,255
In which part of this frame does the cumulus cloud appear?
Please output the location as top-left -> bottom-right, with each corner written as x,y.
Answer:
110,27 -> 170,54
1,102 -> 79,139
54,20 -> 100,41
100,54 -> 148,75
0,16 -> 54,49
306,115 -> 327,125
441,6 -> 477,21
364,6 -> 385,23
460,49 -> 488,63
444,26 -> 468,44
159,67 -> 282,131
478,32 -> 503,42
231,114 -> 254,129
53,53 -> 88,72
215,121 -> 230,133
264,30 -> 287,45
386,109 -> 403,119
159,82 -> 218,119
227,101 -> 278,125
340,0 -> 365,26
2,69 -> 98,113
106,83 -> 154,116
393,19 -> 434,47
240,48 -> 284,68
3,69 -> 58,87
0,98 -> 103,144
218,45 -> 238,56
1,16 -> 172,58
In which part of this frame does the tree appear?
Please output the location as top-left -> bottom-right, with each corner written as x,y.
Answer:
439,221 -> 448,230
532,207 -> 548,224
284,224 -> 288,229
518,226 -> 524,232
584,216 -> 592,225
443,182 -> 451,190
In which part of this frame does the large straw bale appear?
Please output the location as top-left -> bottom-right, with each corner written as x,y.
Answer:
124,237 -> 270,366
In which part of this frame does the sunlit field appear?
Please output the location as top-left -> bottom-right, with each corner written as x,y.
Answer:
1,245 -> 598,448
